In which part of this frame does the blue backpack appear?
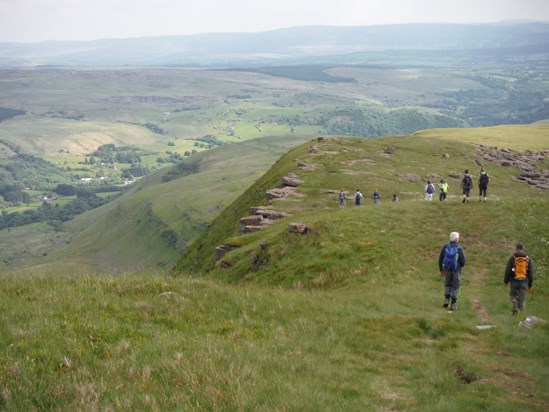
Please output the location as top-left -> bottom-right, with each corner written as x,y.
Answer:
443,243 -> 459,271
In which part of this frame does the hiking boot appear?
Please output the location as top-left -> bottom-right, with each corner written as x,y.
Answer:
443,298 -> 450,308
462,198 -> 466,203
450,302 -> 457,311
512,309 -> 518,316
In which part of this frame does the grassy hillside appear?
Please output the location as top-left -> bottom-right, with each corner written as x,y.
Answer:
1,126 -> 548,410
18,135 -> 311,271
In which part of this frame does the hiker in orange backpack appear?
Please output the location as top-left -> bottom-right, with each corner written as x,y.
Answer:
504,243 -> 534,315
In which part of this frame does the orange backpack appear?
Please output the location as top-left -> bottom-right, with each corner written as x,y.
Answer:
514,255 -> 529,280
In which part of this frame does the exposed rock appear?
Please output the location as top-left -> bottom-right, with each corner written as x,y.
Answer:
442,153 -> 451,159
384,146 -> 396,154
475,145 -> 548,190
454,366 -> 478,384
317,136 -> 333,142
240,225 -> 264,234
249,205 -> 274,215
265,186 -> 305,200
298,162 -> 318,171
427,173 -> 442,179
397,173 -> 421,182
288,223 -> 309,234
220,261 -> 233,269
239,215 -> 263,226
255,209 -> 289,220
215,244 -> 239,260
282,173 -> 304,187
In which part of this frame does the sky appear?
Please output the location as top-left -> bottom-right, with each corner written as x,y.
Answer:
1,0 -> 549,43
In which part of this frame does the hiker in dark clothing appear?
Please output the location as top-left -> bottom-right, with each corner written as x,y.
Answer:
460,169 -> 473,203
478,169 -> 490,202
504,243 -> 534,315
438,231 -> 466,311
354,189 -> 363,206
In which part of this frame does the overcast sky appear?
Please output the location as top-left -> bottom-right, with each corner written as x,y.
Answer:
1,0 -> 549,43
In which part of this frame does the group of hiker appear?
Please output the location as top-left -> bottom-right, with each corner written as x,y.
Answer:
338,168 -> 491,208
337,169 -> 535,316
425,168 -> 490,203
439,232 -> 534,315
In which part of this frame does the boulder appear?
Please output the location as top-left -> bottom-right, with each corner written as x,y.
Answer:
288,223 -> 309,234
255,209 -> 288,220
282,173 -> 304,187
384,146 -> 396,154
239,215 -> 263,226
240,225 -> 264,234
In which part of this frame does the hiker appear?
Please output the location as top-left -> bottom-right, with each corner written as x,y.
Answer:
438,231 -> 466,311
338,189 -> 346,209
504,243 -> 534,315
478,169 -> 490,202
460,169 -> 473,203
392,193 -> 399,202
372,188 -> 381,204
354,189 -> 363,206
438,179 -> 448,202
424,180 -> 435,201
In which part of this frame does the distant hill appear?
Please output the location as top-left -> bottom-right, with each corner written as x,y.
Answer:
1,22 -> 548,67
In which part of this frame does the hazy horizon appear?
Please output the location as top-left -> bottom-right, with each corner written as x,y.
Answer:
1,0 -> 549,43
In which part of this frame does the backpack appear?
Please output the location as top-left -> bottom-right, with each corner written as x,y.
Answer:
513,255 -> 529,280
426,184 -> 434,194
339,192 -> 345,200
443,243 -> 459,271
355,192 -> 362,201
463,175 -> 473,189
479,173 -> 489,187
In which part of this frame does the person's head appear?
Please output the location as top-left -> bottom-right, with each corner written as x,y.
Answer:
440,179 -> 444,183
464,169 -> 469,174
427,180 -> 431,184
480,168 -> 485,173
515,242 -> 525,251
356,189 -> 360,192
450,232 -> 460,242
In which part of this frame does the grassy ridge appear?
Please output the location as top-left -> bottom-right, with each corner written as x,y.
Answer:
1,126 -> 548,410
22,135 -> 310,272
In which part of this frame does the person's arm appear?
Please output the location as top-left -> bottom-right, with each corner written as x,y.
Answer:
527,259 -> 534,289
504,256 -> 514,285
438,245 -> 445,274
458,247 -> 466,268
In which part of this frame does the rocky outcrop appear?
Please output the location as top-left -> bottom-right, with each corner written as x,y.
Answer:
215,244 -> 239,260
282,173 -> 304,187
397,173 -> 421,182
288,223 -> 309,234
298,162 -> 319,171
474,145 -> 549,190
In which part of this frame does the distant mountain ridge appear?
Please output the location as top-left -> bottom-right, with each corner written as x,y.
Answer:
1,22 -> 549,67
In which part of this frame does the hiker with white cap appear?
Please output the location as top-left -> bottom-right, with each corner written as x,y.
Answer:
438,231 -> 466,311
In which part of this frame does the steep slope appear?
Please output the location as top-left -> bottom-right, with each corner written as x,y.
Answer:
174,125 -> 549,286
28,135 -> 310,271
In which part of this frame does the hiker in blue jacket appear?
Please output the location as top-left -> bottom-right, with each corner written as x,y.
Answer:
438,231 -> 466,311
